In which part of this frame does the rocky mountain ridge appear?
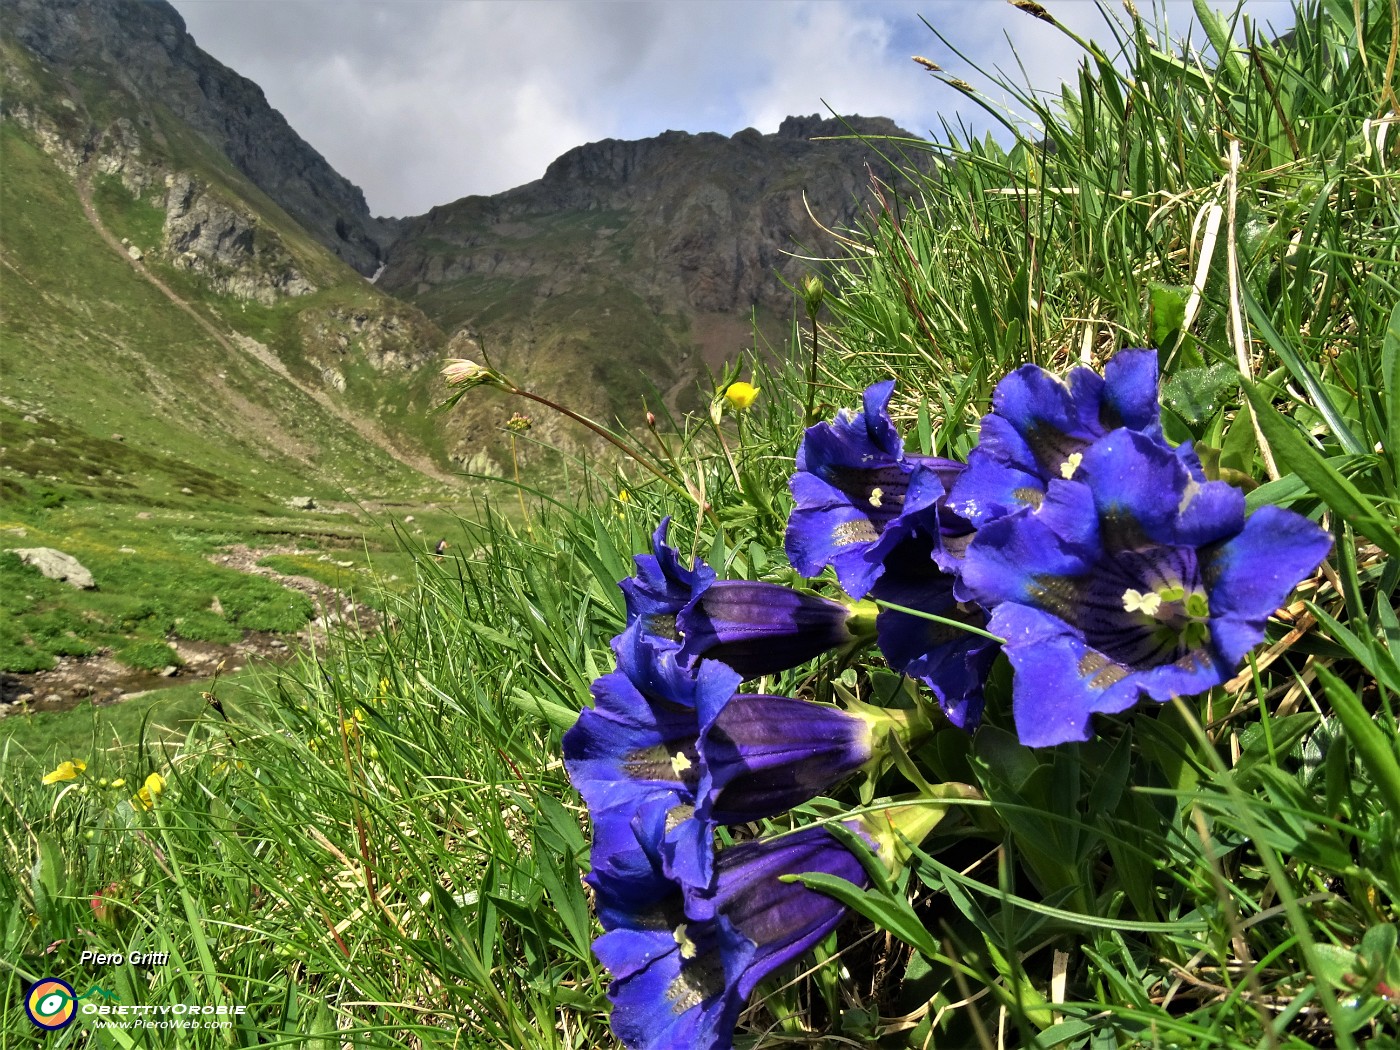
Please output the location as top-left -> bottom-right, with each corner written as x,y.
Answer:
378,115 -> 932,469
2,0 -> 390,274
384,113 -> 926,318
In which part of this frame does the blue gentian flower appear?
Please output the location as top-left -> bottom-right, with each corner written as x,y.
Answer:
947,348 -> 1163,528
615,519 -> 872,687
785,380 -> 969,597
564,650 -> 931,898
678,581 -> 872,678
563,657 -> 743,914
614,520 -> 718,696
593,823 -> 872,1050
869,533 -> 999,730
959,428 -> 1332,746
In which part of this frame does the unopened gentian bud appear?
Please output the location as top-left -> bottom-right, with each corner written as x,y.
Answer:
679,586 -> 875,678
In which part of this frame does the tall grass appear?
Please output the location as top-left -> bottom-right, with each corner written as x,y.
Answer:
3,0 -> 1398,1046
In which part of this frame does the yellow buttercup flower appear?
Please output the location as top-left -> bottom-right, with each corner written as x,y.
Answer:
342,708 -> 366,740
42,759 -> 87,785
723,381 -> 760,411
133,773 -> 165,810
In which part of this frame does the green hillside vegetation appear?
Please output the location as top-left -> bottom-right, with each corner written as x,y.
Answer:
0,29 -> 484,678
0,122 -> 431,492
4,1 -> 1400,1048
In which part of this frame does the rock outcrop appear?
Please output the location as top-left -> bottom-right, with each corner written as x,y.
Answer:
378,114 -> 936,454
163,173 -> 315,303
11,548 -> 96,589
1,0 -> 390,273
382,114 -> 931,320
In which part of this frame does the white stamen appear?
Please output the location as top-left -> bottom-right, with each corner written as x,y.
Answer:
869,487 -> 884,508
673,924 -> 698,959
1123,588 -> 1162,616
1060,452 -> 1084,479
670,751 -> 692,777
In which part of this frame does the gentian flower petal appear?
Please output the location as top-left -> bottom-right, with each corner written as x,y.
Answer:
595,825 -> 872,1050
1099,348 -> 1164,432
591,806 -> 965,1049
1200,504 -> 1333,662
989,602 -> 1225,747
698,695 -> 877,821
595,907 -> 755,1050
948,348 -> 1164,529
613,518 -> 715,695
956,480 -> 1100,610
678,581 -> 862,678
565,660 -> 743,898
700,825 -> 871,997
785,380 -> 964,596
617,519 -> 865,683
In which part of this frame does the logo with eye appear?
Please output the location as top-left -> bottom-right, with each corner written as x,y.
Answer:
25,978 -> 78,1030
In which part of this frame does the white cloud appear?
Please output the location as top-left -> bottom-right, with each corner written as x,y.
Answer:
168,0 -> 1298,216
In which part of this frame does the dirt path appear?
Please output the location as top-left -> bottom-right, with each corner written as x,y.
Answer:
1,545 -> 380,715
74,167 -> 457,485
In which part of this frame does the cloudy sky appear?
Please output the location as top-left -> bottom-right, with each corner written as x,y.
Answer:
167,0 -> 1297,218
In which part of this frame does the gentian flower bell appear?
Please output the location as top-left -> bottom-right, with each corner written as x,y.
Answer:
785,380 -> 969,598
947,348 -> 1163,529
959,428 -> 1332,746
564,657 -> 741,920
563,648 -> 934,901
594,802 -> 962,1050
615,519 -> 875,688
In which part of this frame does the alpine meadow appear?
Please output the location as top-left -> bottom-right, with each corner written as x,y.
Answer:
3,1 -> 1400,1048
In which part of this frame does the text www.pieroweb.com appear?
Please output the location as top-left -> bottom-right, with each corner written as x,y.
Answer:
83,1003 -> 245,1030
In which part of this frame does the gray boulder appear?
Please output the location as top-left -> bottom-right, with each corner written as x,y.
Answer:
11,547 -> 96,589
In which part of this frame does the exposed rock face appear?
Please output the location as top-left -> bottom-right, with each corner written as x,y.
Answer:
11,548 -> 96,589
299,305 -> 437,374
383,114 -> 929,320
163,173 -> 315,303
2,0 -> 389,272
380,114 -> 935,449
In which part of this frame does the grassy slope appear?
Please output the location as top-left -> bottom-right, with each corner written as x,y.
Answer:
0,36 -> 491,676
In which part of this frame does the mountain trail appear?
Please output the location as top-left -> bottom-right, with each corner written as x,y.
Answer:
73,167 -> 456,486
1,543 -> 380,717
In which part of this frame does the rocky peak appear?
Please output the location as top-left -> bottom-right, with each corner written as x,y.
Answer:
383,113 -> 934,317
377,113 -> 936,457
1,0 -> 389,273
775,113 -> 909,140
